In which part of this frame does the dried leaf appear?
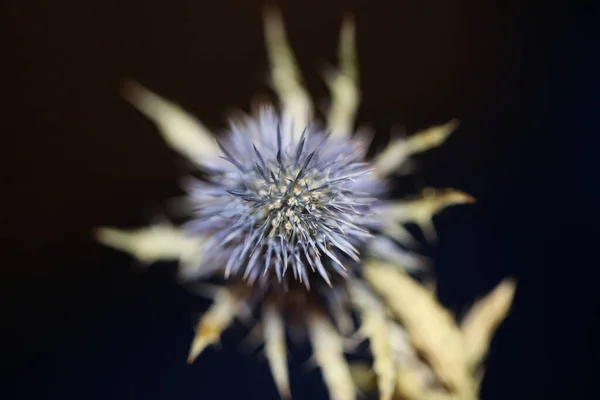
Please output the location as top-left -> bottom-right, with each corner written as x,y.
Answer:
263,302 -> 291,399
461,279 -> 516,368
94,225 -> 204,275
263,6 -> 313,140
348,280 -> 396,400
364,260 -> 474,398
187,286 -> 247,363
120,79 -> 221,167
388,322 -> 438,400
375,188 -> 475,242
325,14 -> 360,139
375,120 -> 459,177
307,309 -> 356,400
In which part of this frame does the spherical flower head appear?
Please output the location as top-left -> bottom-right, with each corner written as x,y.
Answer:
183,108 -> 383,289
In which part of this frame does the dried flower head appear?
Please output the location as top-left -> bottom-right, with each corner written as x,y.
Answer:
95,7 -> 481,400
182,107 -> 384,289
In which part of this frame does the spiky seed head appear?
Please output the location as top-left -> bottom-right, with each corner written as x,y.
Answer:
182,108 -> 384,289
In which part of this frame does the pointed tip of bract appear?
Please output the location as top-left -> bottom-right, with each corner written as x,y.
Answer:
263,4 -> 283,32
446,118 -> 460,131
419,187 -> 477,210
186,354 -> 197,365
435,187 -> 475,204
342,11 -> 355,25
119,77 -> 145,104
340,12 -> 356,58
92,226 -> 109,242
416,118 -> 460,150
186,338 -> 204,364
437,188 -> 476,205
93,226 -> 129,250
276,383 -> 292,400
340,12 -> 356,49
463,192 -> 477,204
187,335 -> 215,364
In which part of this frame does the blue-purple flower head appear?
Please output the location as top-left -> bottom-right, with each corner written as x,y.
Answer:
183,107 -> 384,289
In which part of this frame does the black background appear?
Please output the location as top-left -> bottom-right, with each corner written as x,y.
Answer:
3,0 -> 595,399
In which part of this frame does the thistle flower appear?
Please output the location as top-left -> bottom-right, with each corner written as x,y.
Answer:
95,7 -> 482,400
179,106 -> 384,289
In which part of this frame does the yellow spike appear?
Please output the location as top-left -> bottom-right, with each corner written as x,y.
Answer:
262,303 -> 291,399
461,278 -> 516,368
375,188 -> 475,243
363,259 -> 474,398
94,225 -> 204,271
326,14 -> 360,139
120,79 -> 220,166
403,119 -> 459,155
187,287 -> 246,363
375,120 -> 459,177
348,281 -> 396,400
263,6 -> 313,141
307,310 -> 356,400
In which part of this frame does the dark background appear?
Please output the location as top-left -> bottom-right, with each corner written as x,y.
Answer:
3,0 -> 594,399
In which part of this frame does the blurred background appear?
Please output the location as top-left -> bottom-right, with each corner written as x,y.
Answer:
2,0 -> 594,399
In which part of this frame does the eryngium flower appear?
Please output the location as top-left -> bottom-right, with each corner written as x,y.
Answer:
96,7 -> 475,400
183,108 -> 383,288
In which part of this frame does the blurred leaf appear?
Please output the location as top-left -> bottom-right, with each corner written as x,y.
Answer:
364,259 -> 475,399
461,279 -> 516,368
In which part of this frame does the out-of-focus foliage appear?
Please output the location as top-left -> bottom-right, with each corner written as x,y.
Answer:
350,265 -> 515,400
